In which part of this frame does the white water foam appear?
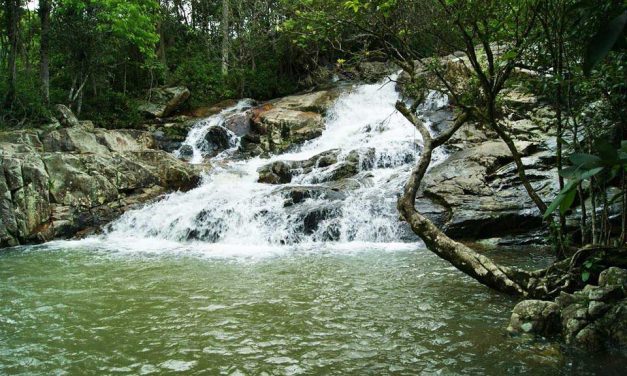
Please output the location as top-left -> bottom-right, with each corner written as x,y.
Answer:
60,76 -> 450,258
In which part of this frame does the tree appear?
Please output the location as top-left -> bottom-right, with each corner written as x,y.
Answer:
3,0 -> 21,108
221,0 -> 229,76
39,0 -> 51,104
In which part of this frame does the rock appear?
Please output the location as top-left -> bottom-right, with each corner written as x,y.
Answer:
258,161 -> 293,184
54,104 -> 81,128
271,90 -> 338,114
257,150 -> 343,184
204,126 -> 233,157
418,139 -> 556,240
319,161 -> 359,182
223,112 -> 252,136
0,130 -> 43,153
94,129 -> 143,152
178,145 -> 194,161
346,147 -> 376,170
279,185 -> 346,206
588,285 -> 624,302
357,61 -> 397,83
588,301 -> 610,317
247,90 -> 338,154
254,108 -> 324,153
507,300 -> 561,337
0,127 -> 201,248
138,86 -> 191,118
43,126 -> 111,154
599,267 -> 627,288
286,202 -> 341,237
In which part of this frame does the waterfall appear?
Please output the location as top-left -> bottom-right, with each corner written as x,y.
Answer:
76,76 -> 450,255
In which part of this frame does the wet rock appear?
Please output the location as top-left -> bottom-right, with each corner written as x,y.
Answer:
223,112 -> 252,136
138,86 -> 191,118
258,161 -> 293,184
254,108 -> 324,153
248,91 -> 338,154
323,162 -> 359,182
286,202 -> 340,236
178,145 -> 194,161
507,300 -> 561,337
279,186 -> 346,206
346,147 -> 376,170
204,126 -> 233,157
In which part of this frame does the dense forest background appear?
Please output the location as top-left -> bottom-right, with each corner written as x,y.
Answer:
0,1 -> 624,129
1,1 -> 626,248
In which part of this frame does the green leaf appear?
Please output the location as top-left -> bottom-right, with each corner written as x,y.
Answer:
544,179 -> 580,219
569,153 -> 602,169
579,167 -> 604,180
595,140 -> 619,164
560,188 -> 577,215
582,270 -> 590,282
559,166 -> 580,179
584,11 -> 627,75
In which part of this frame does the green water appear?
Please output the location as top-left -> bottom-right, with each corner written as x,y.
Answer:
0,245 -> 624,375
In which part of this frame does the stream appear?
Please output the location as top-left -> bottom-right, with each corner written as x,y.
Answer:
1,77 -> 625,375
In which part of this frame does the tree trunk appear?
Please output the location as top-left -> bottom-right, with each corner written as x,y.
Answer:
4,0 -> 20,108
39,0 -> 51,105
157,20 -> 167,79
395,101 -> 592,299
221,0 -> 229,76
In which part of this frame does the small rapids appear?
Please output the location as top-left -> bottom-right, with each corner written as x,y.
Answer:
77,76 -> 450,255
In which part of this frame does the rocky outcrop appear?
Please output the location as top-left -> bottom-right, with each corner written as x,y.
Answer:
54,104 -> 81,128
412,98 -> 559,243
245,90 -> 339,154
138,86 -> 191,118
257,149 -> 363,185
418,138 -> 557,239
508,267 -> 627,352
0,125 -> 200,248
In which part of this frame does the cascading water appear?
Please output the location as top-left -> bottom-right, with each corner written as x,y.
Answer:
76,76 -> 450,255
175,99 -> 255,163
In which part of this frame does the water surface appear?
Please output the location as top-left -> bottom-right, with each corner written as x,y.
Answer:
2,245 -> 623,375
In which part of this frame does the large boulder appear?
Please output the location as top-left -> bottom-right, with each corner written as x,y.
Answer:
246,90 -> 338,154
54,104 -> 81,128
0,126 -> 201,248
418,138 -> 557,240
138,86 -> 191,118
507,300 -> 561,337
258,161 -> 293,184
271,90 -> 338,114
253,108 -> 324,153
203,126 -> 233,157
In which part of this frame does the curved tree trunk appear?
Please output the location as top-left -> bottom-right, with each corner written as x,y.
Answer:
395,101 -> 595,299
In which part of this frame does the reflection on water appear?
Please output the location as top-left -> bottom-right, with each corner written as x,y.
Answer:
1,246 -> 624,375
